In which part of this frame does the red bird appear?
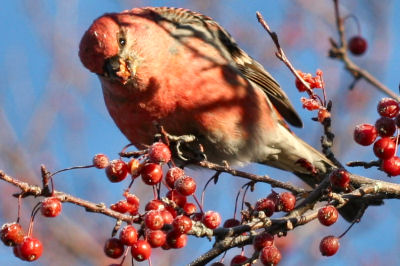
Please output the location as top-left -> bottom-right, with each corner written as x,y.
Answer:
79,7 -> 362,221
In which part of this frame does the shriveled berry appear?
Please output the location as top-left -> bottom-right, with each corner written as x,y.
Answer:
373,137 -> 396,159
260,245 -> 281,265
141,163 -> 163,185
149,142 -> 171,163
354,124 -> 377,146
40,197 -> 62,218
253,231 -> 274,251
167,231 -> 187,249
119,225 -> 138,246
223,218 -> 241,228
202,211 -> 221,229
144,210 -> 164,230
375,117 -> 396,137
106,159 -> 128,183
319,236 -> 340,256
165,167 -> 185,188
172,215 -> 192,234
255,198 -> 275,217
146,229 -> 166,248
230,255 -> 248,266
131,239 -> 151,261
378,98 -> 400,118
174,176 -> 197,196
110,200 -> 131,214
279,192 -> 296,212
127,158 -> 141,178
382,156 -> 400,176
348,36 -> 367,55
18,236 -> 43,261
183,202 -> 197,215
104,238 -> 124,259
92,153 -> 109,169
329,168 -> 350,189
318,205 -> 338,226
1,223 -> 25,246
166,189 -> 187,207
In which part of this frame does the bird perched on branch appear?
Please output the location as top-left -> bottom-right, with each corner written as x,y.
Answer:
79,6 -> 364,221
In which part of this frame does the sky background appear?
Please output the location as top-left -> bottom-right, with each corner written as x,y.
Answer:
1,0 -> 400,265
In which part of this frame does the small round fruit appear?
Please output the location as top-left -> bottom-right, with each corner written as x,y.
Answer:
255,198 -> 275,217
377,98 -> 400,118
144,210 -> 164,230
230,255 -> 248,265
382,156 -> 400,176
319,236 -> 340,256
161,210 -> 174,224
166,189 -> 187,207
183,202 -> 197,215
1,223 -> 25,246
92,153 -> 109,169
167,231 -> 188,249
110,200 -> 131,214
202,211 -> 221,229
172,215 -> 192,234
329,169 -> 350,189
375,117 -> 396,137
40,197 -> 62,218
174,176 -> 197,196
354,124 -> 377,146
104,238 -> 124,259
165,167 -> 185,188
106,159 -> 128,183
253,231 -> 274,251
267,191 -> 281,211
141,163 -> 163,185
318,205 -> 339,226
146,230 -> 166,248
18,236 -> 43,261
119,225 -> 138,246
131,240 -> 152,261
223,218 -> 241,228
279,192 -> 296,212
148,142 -> 171,163
348,36 -> 367,55
127,158 -> 141,178
145,200 -> 165,211
260,245 -> 282,265
373,137 -> 396,159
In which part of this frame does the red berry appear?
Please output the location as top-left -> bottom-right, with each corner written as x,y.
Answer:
382,156 -> 400,176
13,245 -> 25,260
354,124 -> 377,146
373,137 -> 396,159
348,36 -> 367,55
378,98 -> 400,118
318,205 -> 339,226
279,192 -> 296,212
110,200 -> 131,214
253,232 -> 274,251
166,189 -> 187,207
165,205 -> 178,218
167,231 -> 187,249
267,191 -> 281,211
255,198 -> 275,217
146,229 -> 166,248
191,212 -> 203,222
172,215 -> 192,234
92,153 -> 109,169
141,163 -> 163,185
375,117 -> 396,137
105,159 -> 128,183
160,210 -> 174,224
18,236 -> 43,261
165,167 -> 185,188
1,223 -> 25,246
144,210 -> 164,230
260,245 -> 282,265
318,108 -> 331,123
131,239 -> 151,261
202,211 -> 221,229
223,218 -> 241,228
148,142 -> 171,163
174,176 -> 197,196
145,199 -> 165,211
40,197 -> 62,218
125,194 -> 140,215
127,158 -> 141,178
329,169 -> 350,189
119,225 -> 138,246
104,238 -> 124,259
319,236 -> 340,256
230,255 -> 248,265
183,202 -> 197,215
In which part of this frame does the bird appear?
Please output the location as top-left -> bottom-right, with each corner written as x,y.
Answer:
79,6 -> 361,221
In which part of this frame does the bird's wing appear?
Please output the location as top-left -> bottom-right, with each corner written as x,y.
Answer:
150,7 -> 303,128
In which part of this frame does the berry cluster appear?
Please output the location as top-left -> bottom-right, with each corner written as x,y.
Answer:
353,98 -> 400,176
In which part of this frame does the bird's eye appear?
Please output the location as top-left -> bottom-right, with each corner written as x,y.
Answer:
119,37 -> 126,47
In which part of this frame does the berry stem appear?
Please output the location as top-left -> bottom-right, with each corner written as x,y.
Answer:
28,202 -> 42,236
192,194 -> 204,214
343,14 -> 362,35
50,165 -> 95,178
201,172 -> 220,208
17,194 -> 22,223
338,219 -> 358,238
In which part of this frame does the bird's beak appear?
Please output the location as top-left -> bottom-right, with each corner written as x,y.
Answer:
103,55 -> 134,84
